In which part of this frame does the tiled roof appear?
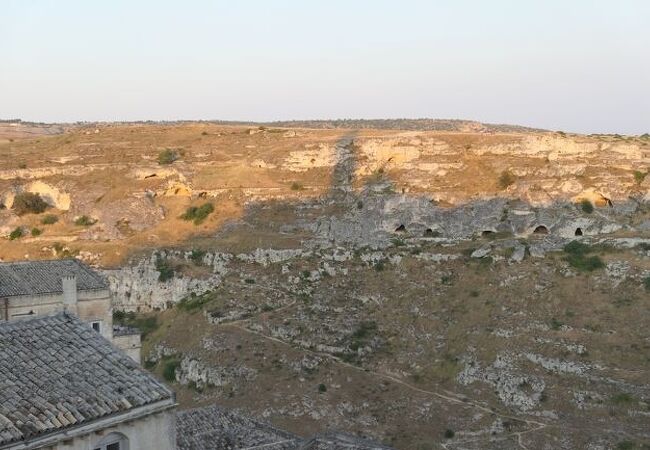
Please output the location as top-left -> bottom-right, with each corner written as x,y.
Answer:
0,259 -> 107,297
176,405 -> 300,450
175,405 -> 395,450
298,432 -> 395,450
0,313 -> 174,447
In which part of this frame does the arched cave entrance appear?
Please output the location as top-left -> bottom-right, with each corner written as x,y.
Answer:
575,227 -> 583,236
395,224 -> 406,233
533,225 -> 549,234
424,228 -> 435,237
481,230 -> 495,237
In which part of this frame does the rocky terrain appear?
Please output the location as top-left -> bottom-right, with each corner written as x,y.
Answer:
1,121 -> 650,448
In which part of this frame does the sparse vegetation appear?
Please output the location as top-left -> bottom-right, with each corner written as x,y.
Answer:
580,199 -> 594,214
178,291 -> 213,312
30,227 -> 42,236
180,203 -> 214,225
498,170 -> 516,189
162,357 -> 181,382
190,248 -> 206,265
12,192 -> 48,215
155,256 -> 175,282
158,148 -> 179,165
563,241 -> 604,271
9,227 -> 23,240
633,170 -> 647,184
74,215 -> 96,226
41,214 -> 58,225
112,310 -> 160,338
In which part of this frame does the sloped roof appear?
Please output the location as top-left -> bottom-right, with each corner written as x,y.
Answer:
0,313 -> 174,447
298,432 -> 394,450
176,405 -> 300,450
0,259 -> 107,297
175,405 -> 395,450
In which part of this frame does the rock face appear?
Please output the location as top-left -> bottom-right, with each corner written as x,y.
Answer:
105,251 -> 225,311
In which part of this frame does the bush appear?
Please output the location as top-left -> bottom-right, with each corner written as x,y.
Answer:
633,170 -> 647,184
162,357 -> 181,382
158,148 -> 179,165
31,227 -> 42,237
9,227 -> 23,240
580,199 -> 594,214
41,214 -> 58,225
178,292 -> 212,312
290,182 -> 304,191
444,429 -> 455,439
318,383 -> 327,393
498,170 -> 516,189
74,215 -> 96,226
113,310 -> 160,338
563,241 -> 604,271
190,248 -> 206,265
155,257 -> 175,282
12,192 -> 48,215
180,203 -> 214,225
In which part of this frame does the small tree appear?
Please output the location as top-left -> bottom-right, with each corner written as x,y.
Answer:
12,192 -> 48,215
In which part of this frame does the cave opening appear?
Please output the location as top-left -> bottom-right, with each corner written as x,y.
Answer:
533,225 -> 549,234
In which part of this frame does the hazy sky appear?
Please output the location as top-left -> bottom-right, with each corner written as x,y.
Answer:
2,0 -> 649,133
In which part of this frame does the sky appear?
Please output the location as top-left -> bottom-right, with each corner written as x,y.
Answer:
1,0 -> 649,134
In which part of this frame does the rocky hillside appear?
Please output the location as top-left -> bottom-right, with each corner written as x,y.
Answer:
1,123 -> 650,448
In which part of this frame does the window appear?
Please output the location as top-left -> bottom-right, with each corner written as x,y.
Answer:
93,432 -> 128,450
91,321 -> 101,333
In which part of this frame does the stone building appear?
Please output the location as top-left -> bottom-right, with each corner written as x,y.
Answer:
0,259 -> 141,361
0,313 -> 176,450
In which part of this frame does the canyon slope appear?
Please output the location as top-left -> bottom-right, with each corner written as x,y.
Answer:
1,121 -> 650,449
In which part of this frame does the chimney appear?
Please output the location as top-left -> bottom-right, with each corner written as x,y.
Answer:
62,275 -> 78,313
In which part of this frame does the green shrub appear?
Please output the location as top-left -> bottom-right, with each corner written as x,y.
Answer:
444,429 -> 455,439
41,214 -> 58,225
9,227 -> 23,240
31,227 -> 42,237
290,182 -> 304,191
633,170 -> 647,184
158,148 -> 179,165
74,215 -> 96,226
180,203 -> 214,225
564,241 -> 590,256
155,257 -> 175,282
112,310 -> 159,338
498,170 -> 516,189
611,392 -> 635,404
12,192 -> 48,215
318,383 -> 327,393
178,292 -> 212,312
563,240 -> 605,272
580,199 -> 594,214
190,248 -> 206,265
565,253 -> 605,272
162,357 -> 181,382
